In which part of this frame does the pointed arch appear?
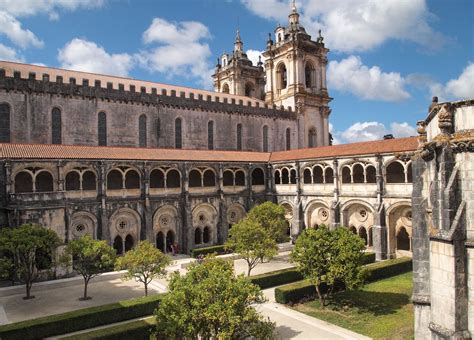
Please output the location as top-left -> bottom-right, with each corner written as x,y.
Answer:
51,107 -> 62,144
139,114 -> 147,147
0,103 -> 10,143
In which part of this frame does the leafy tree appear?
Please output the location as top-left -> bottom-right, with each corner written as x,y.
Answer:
154,256 -> 275,339
246,201 -> 288,242
0,256 -> 14,285
225,218 -> 278,276
0,224 -> 61,299
115,240 -> 171,296
61,235 -> 116,300
290,226 -> 366,306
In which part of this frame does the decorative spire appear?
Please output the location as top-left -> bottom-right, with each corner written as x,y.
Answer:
292,0 -> 297,13
288,0 -> 299,27
234,29 -> 243,52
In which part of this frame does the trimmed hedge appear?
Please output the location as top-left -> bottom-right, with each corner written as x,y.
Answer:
191,245 -> 229,258
0,294 -> 162,340
63,317 -> 157,340
361,252 -> 376,265
275,257 -> 412,304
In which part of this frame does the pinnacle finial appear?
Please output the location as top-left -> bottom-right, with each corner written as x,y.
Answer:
292,0 -> 297,13
235,29 -> 241,42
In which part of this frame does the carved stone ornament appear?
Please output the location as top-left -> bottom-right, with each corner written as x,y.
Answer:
416,120 -> 427,145
437,103 -> 453,134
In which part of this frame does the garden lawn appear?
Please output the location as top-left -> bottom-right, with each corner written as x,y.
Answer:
291,272 -> 413,340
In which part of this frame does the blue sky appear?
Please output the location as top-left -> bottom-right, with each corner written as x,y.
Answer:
0,0 -> 472,143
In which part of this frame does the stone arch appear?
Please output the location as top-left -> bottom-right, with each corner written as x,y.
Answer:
280,201 -> 293,236
203,169 -> 216,187
386,201 -> 412,255
308,127 -> 317,148
124,169 -> 140,189
341,200 -> 374,240
359,227 -> 368,245
175,117 -> 183,149
386,160 -> 406,183
305,200 -> 330,229
303,167 -> 312,184
324,167 -> 334,183
276,62 -> 287,89
365,165 -> 377,183
109,208 -> 141,250
153,205 -> 179,253
281,168 -> 290,184
70,211 -> 97,240
274,169 -> 281,185
223,170 -> 234,186
107,169 -> 123,189
312,165 -> 324,184
35,170 -> 54,192
251,167 -> 265,185
14,171 -> 33,193
235,170 -> 246,186
397,227 -> 410,251
305,60 -> 315,88
189,169 -> 202,187
166,169 -> 181,188
51,107 -> 62,145
352,163 -> 365,183
245,82 -> 255,97
150,168 -> 165,188
65,170 -> 81,191
192,203 -> 218,246
98,111 -> 107,146
0,102 -> 11,143
227,203 -> 246,229
82,170 -> 97,190
341,165 -> 351,183
139,114 -> 147,147
222,83 -> 230,94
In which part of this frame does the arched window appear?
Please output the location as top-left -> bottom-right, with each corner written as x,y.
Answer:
368,227 -> 373,247
150,169 -> 165,188
324,167 -> 334,184
194,228 -> 202,245
277,63 -> 287,89
341,166 -> 351,184
15,172 -> 33,193
397,227 -> 410,251
82,171 -> 97,190
353,164 -> 364,183
252,168 -> 265,185
303,169 -> 312,184
98,111 -> 107,146
36,171 -> 54,192
281,168 -> 289,184
0,103 -> 10,143
349,226 -> 357,234
125,235 -> 134,252
274,170 -> 281,185
166,231 -> 175,253
386,162 -> 405,183
262,125 -> 269,152
156,232 -> 165,252
125,170 -> 140,189
166,169 -> 181,188
65,171 -> 80,191
189,170 -> 202,187
208,121 -> 214,150
245,83 -> 254,97
290,169 -> 297,184
139,114 -> 147,147
223,170 -> 234,186
156,118 -> 160,147
113,236 -> 123,255
175,118 -> 182,149
235,170 -> 245,186
236,124 -> 242,150
203,227 -> 210,243
51,107 -> 62,145
222,84 -> 229,94
203,170 -> 216,187
308,128 -> 316,148
286,128 -> 291,150
313,166 -> 324,184
305,63 -> 313,88
107,170 -> 123,190
366,166 -> 377,183
359,227 -> 368,246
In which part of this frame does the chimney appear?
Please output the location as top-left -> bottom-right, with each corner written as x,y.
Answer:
383,134 -> 394,140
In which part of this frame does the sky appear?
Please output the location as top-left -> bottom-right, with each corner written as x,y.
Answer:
0,0 -> 472,144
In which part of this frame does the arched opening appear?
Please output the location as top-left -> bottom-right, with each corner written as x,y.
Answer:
274,170 -> 281,185
107,170 -> 123,190
113,236 -> 123,255
36,171 -> 54,192
235,171 -> 245,186
324,167 -> 334,184
0,103 -> 11,143
281,168 -> 290,184
313,166 -> 324,184
203,170 -> 216,187
222,83 -> 229,94
386,162 -> 405,183
82,171 -> 97,190
308,128 -> 316,148
245,83 -> 255,97
359,227 -> 368,246
208,120 -> 214,150
223,171 -> 234,186
277,63 -> 287,89
175,118 -> 182,149
262,125 -> 269,152
98,111 -> 107,146
236,123 -> 242,150
156,231 -> 165,252
166,169 -> 181,188
203,227 -> 210,243
51,107 -> 62,145
125,170 -> 140,189
124,234 -> 134,252
406,163 -> 413,183
166,231 -> 175,253
286,128 -> 291,150
150,169 -> 165,188
342,167 -> 351,183
303,168 -> 312,184
252,168 -> 265,185
352,164 -> 364,183
290,169 -> 297,184
194,228 -> 202,245
139,114 -> 147,147
349,226 -> 357,234
15,172 -> 33,193
368,227 -> 373,247
366,166 -> 377,183
397,227 -> 410,251
189,170 -> 202,187
156,118 -> 160,147
305,63 -> 314,88
65,171 -> 81,191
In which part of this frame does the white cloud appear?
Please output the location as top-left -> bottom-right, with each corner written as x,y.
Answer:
0,0 -> 106,18
241,0 -> 444,53
58,38 -> 134,77
139,18 -> 214,88
332,121 -> 417,144
0,43 -> 24,62
328,55 -> 410,102
0,11 -> 43,48
246,49 -> 264,67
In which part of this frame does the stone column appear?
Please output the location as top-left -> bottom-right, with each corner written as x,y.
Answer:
97,161 -> 109,242
142,162 -> 153,243
292,162 -> 303,239
57,160 -> 64,191
181,162 -> 193,253
330,159 -> 340,230
373,155 -> 387,261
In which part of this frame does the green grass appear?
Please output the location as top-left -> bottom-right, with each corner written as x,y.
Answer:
291,272 -> 414,340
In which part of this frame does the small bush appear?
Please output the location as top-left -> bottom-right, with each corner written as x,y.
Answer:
249,268 -> 303,289
191,245 -> 229,258
275,257 -> 412,304
0,294 -> 162,340
361,252 -> 376,265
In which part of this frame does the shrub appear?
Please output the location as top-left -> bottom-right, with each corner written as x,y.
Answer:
249,268 -> 303,289
361,252 -> 376,265
275,257 -> 412,304
191,245 -> 228,258
0,294 -> 162,340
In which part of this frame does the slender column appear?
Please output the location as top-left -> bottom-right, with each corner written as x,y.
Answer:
330,159 -> 340,230
98,161 -> 109,242
373,155 -> 387,260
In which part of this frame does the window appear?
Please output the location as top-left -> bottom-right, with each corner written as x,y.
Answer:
15,172 -> 33,193
308,128 -> 316,148
175,118 -> 182,149
352,164 -> 364,183
262,125 -> 269,152
125,170 -> 140,189
208,121 -> 214,150
286,128 -> 291,150
82,171 -> 97,190
313,166 -> 324,184
366,166 -> 377,183
223,171 -> 233,186
139,114 -> 147,147
98,112 -> 107,146
65,171 -> 80,191
203,170 -> 216,187
386,162 -> 405,183
236,124 -> 242,150
166,169 -> 181,188
150,169 -> 165,188
305,63 -> 313,88
245,83 -> 254,97
303,169 -> 312,184
235,171 -> 245,186
251,168 -> 265,185
277,63 -> 287,89
222,83 -> 229,93
36,171 -> 54,192
156,118 -> 161,147
107,170 -> 123,190
189,170 -> 201,187
51,107 -> 62,144
0,103 -> 10,142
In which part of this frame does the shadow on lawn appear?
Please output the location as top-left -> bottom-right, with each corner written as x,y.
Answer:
326,290 -> 410,316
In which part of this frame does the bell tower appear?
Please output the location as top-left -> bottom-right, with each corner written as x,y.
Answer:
262,0 -> 332,147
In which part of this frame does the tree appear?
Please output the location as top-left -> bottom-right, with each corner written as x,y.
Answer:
115,240 -> 170,296
290,226 -> 366,306
225,218 -> 278,276
154,257 -> 275,339
0,224 -> 61,299
246,201 -> 288,242
61,235 -> 116,300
